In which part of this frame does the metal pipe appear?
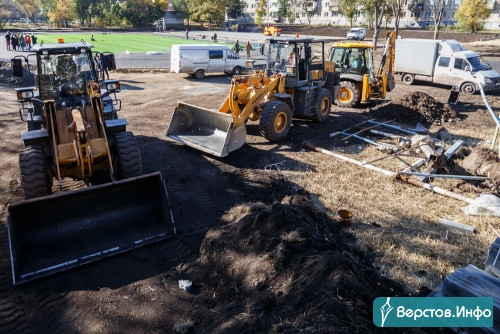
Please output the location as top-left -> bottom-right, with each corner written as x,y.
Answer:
397,171 -> 489,181
302,141 -> 475,204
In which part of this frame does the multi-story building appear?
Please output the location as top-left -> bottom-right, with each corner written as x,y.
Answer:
240,0 -> 499,30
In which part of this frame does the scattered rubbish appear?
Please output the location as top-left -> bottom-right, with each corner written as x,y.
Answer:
264,161 -> 286,171
461,194 -> 500,217
438,218 -> 476,234
398,171 -> 489,181
302,141 -> 474,204
337,210 -> 353,228
178,279 -> 192,292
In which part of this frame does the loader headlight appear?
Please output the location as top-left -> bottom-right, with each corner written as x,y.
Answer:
16,89 -> 34,101
106,81 -> 121,92
485,77 -> 493,84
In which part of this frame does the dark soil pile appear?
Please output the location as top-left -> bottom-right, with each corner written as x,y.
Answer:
462,147 -> 500,185
0,61 -> 34,88
367,91 -> 458,125
178,177 -> 410,333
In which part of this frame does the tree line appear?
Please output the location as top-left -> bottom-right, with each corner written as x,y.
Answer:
1,0 -> 492,38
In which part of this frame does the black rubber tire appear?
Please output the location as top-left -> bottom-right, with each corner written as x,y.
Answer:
194,69 -> 205,79
311,88 -> 332,122
402,73 -> 414,85
335,81 -> 360,108
114,131 -> 142,179
461,82 -> 476,95
232,66 -> 242,75
259,100 -> 293,142
19,146 -> 52,199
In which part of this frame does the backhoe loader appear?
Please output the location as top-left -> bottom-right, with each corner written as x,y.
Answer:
327,31 -> 396,107
8,41 -> 174,284
167,38 -> 340,157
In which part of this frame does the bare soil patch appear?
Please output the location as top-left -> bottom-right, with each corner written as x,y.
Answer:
0,52 -> 499,332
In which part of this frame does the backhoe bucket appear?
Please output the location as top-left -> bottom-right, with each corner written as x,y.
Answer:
167,102 -> 247,157
7,172 -> 175,285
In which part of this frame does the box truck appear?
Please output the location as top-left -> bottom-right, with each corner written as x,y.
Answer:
394,38 -> 500,94
170,44 -> 249,79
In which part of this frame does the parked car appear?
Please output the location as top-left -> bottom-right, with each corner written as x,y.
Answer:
346,28 -> 366,41
170,44 -> 250,79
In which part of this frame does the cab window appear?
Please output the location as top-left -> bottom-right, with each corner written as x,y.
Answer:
437,57 -> 450,67
209,50 -> 223,60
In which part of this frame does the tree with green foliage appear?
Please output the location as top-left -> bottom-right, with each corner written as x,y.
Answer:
48,0 -> 77,27
255,0 -> 266,25
277,0 -> 290,23
226,0 -> 244,19
287,0 -> 297,24
455,0 -> 490,32
338,0 -> 358,28
13,0 -> 38,20
172,0 -> 193,25
123,0 -> 161,27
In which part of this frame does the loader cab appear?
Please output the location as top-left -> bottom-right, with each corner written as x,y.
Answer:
35,43 -> 98,101
266,38 -> 326,88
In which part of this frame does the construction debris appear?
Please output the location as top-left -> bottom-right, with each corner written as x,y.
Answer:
438,218 -> 476,234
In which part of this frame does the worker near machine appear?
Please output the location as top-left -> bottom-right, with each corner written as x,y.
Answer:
101,53 -> 110,80
245,41 -> 251,58
235,40 -> 240,56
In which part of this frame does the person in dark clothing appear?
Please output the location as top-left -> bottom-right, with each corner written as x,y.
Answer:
5,31 -> 11,51
235,40 -> 240,56
101,54 -> 109,80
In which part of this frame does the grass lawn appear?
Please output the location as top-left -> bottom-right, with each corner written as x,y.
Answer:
33,33 -> 229,53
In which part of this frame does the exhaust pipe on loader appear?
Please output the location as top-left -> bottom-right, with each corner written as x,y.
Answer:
7,172 -> 175,285
166,102 -> 247,158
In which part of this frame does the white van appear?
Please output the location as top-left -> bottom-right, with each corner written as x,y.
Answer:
170,44 -> 248,79
346,28 -> 367,41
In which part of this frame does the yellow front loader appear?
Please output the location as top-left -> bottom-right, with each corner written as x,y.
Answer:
9,42 -> 174,284
167,38 -> 341,157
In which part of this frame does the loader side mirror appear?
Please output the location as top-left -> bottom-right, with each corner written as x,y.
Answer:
12,58 -> 23,77
106,54 -> 116,71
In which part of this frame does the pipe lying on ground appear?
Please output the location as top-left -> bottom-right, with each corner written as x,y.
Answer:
302,141 -> 474,204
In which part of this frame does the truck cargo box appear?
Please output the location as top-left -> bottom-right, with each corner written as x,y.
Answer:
394,39 -> 440,77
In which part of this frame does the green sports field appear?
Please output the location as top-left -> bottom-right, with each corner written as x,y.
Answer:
33,33 -> 228,53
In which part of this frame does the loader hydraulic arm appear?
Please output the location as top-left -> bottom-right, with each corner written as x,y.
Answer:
218,73 -> 285,127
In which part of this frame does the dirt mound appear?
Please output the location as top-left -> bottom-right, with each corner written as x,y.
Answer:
178,177 -> 409,333
462,147 -> 500,185
0,61 -> 34,88
367,91 -> 458,125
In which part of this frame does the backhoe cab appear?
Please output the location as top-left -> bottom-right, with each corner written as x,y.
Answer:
328,31 -> 396,107
167,38 -> 340,157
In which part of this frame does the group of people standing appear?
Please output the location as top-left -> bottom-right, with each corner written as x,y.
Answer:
234,40 -> 252,59
4,31 -> 37,51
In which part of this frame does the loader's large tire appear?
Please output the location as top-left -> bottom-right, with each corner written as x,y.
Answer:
19,146 -> 52,199
311,88 -> 332,122
259,100 -> 292,142
335,81 -> 360,108
114,131 -> 142,179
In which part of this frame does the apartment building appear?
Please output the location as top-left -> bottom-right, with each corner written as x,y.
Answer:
241,0 -> 500,30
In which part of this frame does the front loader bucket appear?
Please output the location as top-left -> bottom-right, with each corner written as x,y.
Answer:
167,102 -> 247,157
7,172 -> 175,285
